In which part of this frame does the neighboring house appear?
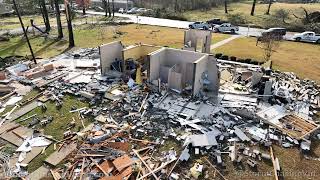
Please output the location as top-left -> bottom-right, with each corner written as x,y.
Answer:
90,0 -> 134,10
0,3 -> 13,15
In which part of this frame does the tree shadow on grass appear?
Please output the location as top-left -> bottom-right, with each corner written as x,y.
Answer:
33,38 -> 69,57
0,36 -> 39,57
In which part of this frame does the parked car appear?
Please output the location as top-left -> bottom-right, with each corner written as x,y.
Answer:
127,7 -> 138,14
206,18 -> 228,27
262,28 -> 286,37
136,8 -> 148,13
118,8 -> 125,14
213,23 -> 239,34
189,22 -> 210,30
292,31 -> 320,44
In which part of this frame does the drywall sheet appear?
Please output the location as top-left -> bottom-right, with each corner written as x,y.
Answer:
184,29 -> 212,53
206,55 -> 219,95
100,41 -> 123,75
193,55 -> 208,96
159,65 -> 170,83
149,48 -> 166,81
123,44 -> 160,61
168,69 -> 182,91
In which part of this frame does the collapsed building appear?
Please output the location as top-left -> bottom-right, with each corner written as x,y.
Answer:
0,29 -> 319,179
100,41 -> 219,96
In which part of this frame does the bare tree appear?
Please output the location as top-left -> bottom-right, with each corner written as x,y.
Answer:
112,0 -> 115,17
224,0 -> 228,14
12,0 -> 36,64
274,9 -> 289,24
40,0 -> 51,32
54,0 -> 63,38
108,0 -> 111,17
250,0 -> 257,16
102,0 -> 108,17
266,0 -> 272,15
65,1 -> 75,47
259,34 -> 281,64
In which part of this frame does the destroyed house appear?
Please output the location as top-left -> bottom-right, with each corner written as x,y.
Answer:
257,105 -> 320,140
99,41 -> 219,96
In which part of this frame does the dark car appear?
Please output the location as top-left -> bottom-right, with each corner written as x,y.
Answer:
258,28 -> 287,41
262,28 -> 287,37
206,18 -> 228,28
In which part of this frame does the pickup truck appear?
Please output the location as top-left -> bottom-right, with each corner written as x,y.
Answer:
213,23 -> 239,34
292,31 -> 320,44
189,22 -> 210,30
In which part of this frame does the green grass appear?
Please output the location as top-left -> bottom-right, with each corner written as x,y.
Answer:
215,37 -> 320,82
0,14 -> 99,31
0,23 -> 232,59
27,144 -> 55,173
12,91 -> 93,173
0,35 -> 69,58
17,95 -> 92,140
183,1 -> 320,29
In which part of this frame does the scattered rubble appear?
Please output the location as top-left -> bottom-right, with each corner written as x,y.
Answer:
0,32 -> 319,179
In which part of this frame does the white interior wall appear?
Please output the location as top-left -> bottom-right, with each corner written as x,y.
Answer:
206,55 -> 219,95
100,41 -> 123,75
193,55 -> 209,96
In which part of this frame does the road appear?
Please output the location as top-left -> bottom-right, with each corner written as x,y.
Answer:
84,10 -> 295,40
0,10 -> 296,40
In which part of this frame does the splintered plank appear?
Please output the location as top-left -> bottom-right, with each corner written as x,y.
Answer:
45,142 -> 77,166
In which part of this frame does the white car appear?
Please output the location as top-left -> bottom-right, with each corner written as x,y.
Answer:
136,8 -> 148,13
118,8 -> 125,14
292,31 -> 320,44
127,7 -> 138,14
213,23 -> 239,34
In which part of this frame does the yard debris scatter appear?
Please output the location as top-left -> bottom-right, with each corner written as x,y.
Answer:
0,37 -> 319,179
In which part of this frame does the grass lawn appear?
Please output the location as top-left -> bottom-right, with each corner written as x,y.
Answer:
214,37 -> 320,82
0,35 -> 69,58
8,90 -> 93,172
0,24 -> 231,59
183,1 -> 320,29
0,14 -> 102,31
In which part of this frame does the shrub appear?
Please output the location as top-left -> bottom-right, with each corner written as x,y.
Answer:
230,56 -> 237,61
221,55 -> 229,60
227,13 -> 247,25
215,53 -> 223,58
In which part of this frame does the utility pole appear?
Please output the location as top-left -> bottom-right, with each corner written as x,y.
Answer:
12,0 -> 36,64
54,0 -> 63,38
65,0 -> 75,47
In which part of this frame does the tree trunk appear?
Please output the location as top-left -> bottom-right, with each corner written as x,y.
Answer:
66,2 -> 75,47
54,0 -> 63,38
82,0 -> 86,15
102,0 -> 108,17
250,0 -> 257,16
12,0 -> 36,64
108,0 -> 111,17
224,0 -> 228,14
174,0 -> 178,12
112,0 -> 115,17
40,0 -> 51,32
266,0 -> 272,15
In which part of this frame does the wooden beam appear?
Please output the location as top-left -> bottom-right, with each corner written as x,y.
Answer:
270,146 -> 279,180
132,149 -> 159,180
89,157 -> 108,176
137,159 -> 175,180
79,157 -> 86,180
204,158 -> 227,180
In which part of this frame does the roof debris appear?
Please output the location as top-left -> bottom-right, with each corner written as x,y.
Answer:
0,42 -> 319,179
